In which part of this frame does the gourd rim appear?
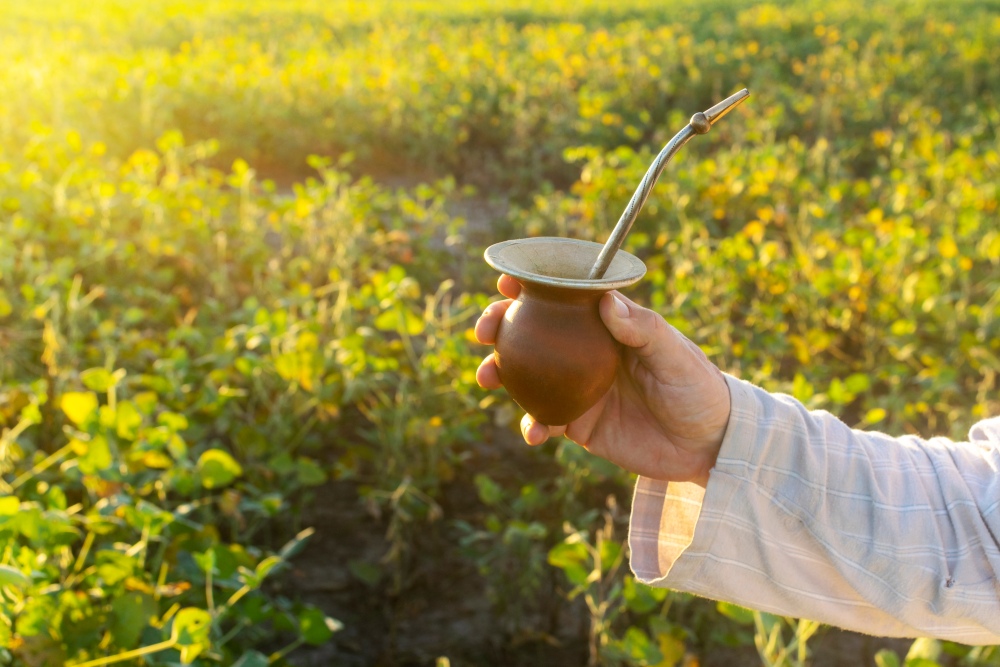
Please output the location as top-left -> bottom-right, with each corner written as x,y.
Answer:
484,237 -> 646,291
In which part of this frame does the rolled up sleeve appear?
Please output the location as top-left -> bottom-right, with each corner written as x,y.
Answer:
628,374 -> 1000,645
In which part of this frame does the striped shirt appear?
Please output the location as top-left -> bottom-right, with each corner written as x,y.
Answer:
629,374 -> 1000,644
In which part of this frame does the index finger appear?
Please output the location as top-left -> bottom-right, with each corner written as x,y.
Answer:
498,274 -> 521,300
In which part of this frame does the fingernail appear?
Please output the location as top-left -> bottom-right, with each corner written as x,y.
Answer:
613,294 -> 629,318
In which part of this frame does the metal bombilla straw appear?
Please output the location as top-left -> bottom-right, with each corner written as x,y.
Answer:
587,88 -> 751,280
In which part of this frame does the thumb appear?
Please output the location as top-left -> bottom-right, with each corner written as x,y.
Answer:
599,291 -> 686,373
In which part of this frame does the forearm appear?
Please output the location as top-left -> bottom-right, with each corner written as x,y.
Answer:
629,374 -> 1000,644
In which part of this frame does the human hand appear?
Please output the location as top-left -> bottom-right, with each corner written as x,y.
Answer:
475,274 -> 731,487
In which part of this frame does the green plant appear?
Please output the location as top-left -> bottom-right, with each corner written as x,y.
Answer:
547,496 -> 690,667
1,1 -> 998,663
0,375 -> 339,665
876,637 -> 1000,667
456,474 -> 552,638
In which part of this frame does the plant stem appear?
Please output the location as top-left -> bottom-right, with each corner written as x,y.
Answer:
10,442 -> 75,490
216,618 -> 250,648
268,637 -> 304,664
206,563 -> 215,614
70,639 -> 175,667
226,584 -> 252,608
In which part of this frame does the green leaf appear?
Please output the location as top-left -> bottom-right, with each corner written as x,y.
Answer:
891,319 -> 916,336
78,435 -> 112,475
116,400 -> 143,440
167,433 -> 188,460
296,457 -> 327,486
374,308 -> 400,332
254,556 -> 284,586
21,402 -> 42,425
46,486 -> 67,510
374,307 -> 425,335
874,650 -> 901,667
299,607 -> 340,645
0,616 -> 10,651
905,637 -> 942,663
16,596 -> 57,636
827,378 -> 848,404
9,505 -> 78,546
617,626 -> 663,664
110,592 -> 157,649
194,549 -> 217,575
133,391 -> 158,414
844,372 -> 871,394
81,367 -> 123,392
279,527 -> 315,559
197,448 -> 244,489
269,451 -> 295,476
99,404 -> 116,429
211,544 -> 240,579
717,601 -> 755,626
906,660 -> 942,667
474,474 -> 504,506
96,551 -> 135,586
158,411 -> 189,432
548,541 -> 588,569
623,576 -> 668,614
232,651 -> 270,667
547,541 -> 591,587
648,617 -> 686,667
171,607 -> 212,662
348,559 -> 382,587
61,391 -> 98,426
791,373 -> 814,402
0,564 -> 31,589
598,540 -> 622,574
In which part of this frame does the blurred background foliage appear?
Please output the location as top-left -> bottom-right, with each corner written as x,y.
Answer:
0,0 -> 998,665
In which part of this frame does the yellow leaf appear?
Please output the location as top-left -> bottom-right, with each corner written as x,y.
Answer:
938,237 -> 958,259
655,633 -> 686,667
198,449 -> 244,488
124,576 -> 156,594
865,408 -> 888,425
141,451 -> 174,469
742,220 -> 765,244
61,392 -> 99,426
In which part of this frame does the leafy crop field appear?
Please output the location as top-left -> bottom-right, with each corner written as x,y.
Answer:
1,0 -> 998,665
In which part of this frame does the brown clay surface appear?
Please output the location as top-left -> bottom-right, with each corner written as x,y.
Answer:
495,283 -> 618,425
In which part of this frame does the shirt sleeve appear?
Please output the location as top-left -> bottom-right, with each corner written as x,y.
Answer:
628,373 -> 1000,645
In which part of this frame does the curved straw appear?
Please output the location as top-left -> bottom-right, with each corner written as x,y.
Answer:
586,88 -> 750,280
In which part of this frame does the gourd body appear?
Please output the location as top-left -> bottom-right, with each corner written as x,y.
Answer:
483,237 -> 645,427
494,282 -> 618,426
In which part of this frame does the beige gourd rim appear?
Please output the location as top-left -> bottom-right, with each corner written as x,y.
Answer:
484,237 -> 646,291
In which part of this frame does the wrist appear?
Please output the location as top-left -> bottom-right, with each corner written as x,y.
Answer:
693,374 -> 734,487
